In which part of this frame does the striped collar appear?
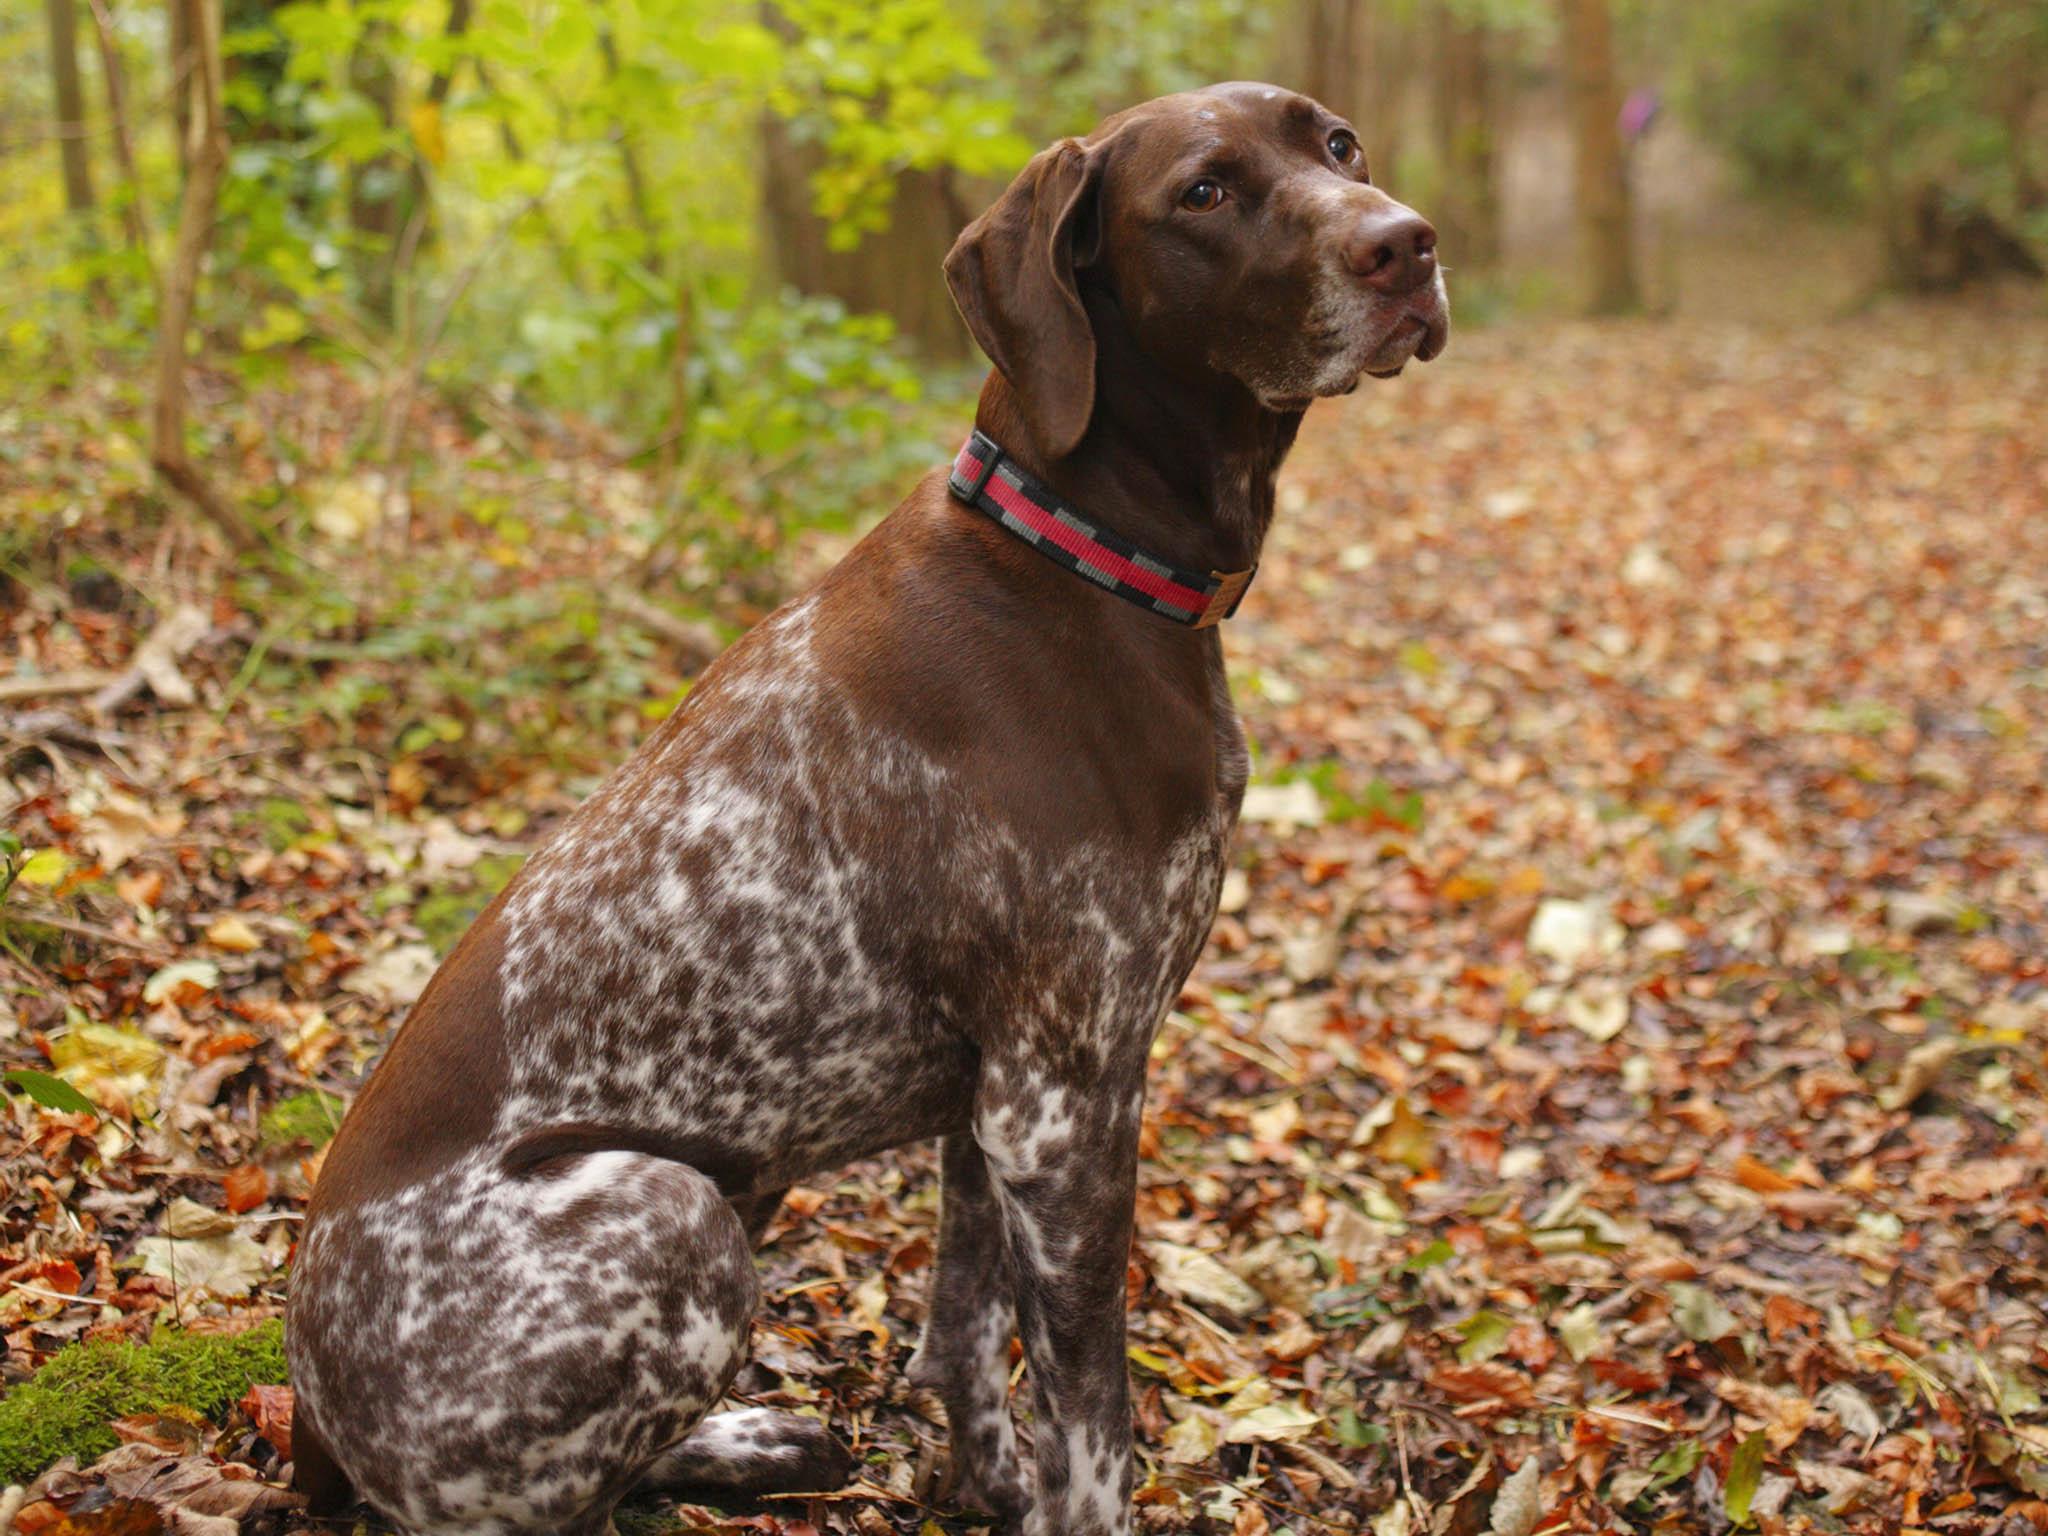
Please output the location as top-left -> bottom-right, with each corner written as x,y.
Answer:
947,431 -> 1256,629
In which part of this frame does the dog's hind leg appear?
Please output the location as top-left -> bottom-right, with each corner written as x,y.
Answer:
636,1407 -> 850,1496
289,1149 -> 760,1536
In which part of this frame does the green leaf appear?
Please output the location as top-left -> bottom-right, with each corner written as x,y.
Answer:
1455,1309 -> 1514,1363
1556,1302 -> 1602,1363
1395,1237 -> 1455,1275
4,1068 -> 97,1116
1667,1281 -> 1742,1342
16,849 -> 72,888
1332,1407 -> 1386,1448
1646,1439 -> 1702,1492
1724,1432 -> 1766,1526
260,1089 -> 346,1148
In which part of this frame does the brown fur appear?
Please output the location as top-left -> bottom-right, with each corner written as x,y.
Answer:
286,82 -> 1443,1536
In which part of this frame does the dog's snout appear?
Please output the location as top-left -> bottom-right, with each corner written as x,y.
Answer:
1343,205 -> 1438,294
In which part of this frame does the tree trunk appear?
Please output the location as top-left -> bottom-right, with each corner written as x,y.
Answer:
1560,0 -> 1637,313
153,0 -> 256,550
757,110 -> 972,357
346,9 -> 401,321
45,0 -> 97,214
167,0 -> 192,175
1294,0 -> 1365,123
1279,0 -> 1408,187
389,0 -> 471,296
1432,9 -> 1497,269
599,22 -> 662,272
88,0 -> 153,272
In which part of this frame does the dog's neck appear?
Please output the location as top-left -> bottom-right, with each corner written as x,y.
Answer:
971,290 -> 1303,582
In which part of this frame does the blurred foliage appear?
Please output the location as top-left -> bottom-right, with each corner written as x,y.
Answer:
1676,0 -> 2047,281
0,0 -> 2039,604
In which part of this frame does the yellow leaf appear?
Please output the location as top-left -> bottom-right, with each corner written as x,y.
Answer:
1370,1095 -> 1436,1172
408,100 -> 446,167
18,849 -> 73,887
205,915 -> 262,953
1161,1411 -> 1219,1464
49,1022 -> 166,1116
143,958 -> 220,1005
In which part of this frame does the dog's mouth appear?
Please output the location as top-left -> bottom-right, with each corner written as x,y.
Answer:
1358,286 -> 1450,381
1258,280 -> 1452,411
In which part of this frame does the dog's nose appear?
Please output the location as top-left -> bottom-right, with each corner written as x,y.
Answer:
1343,204 -> 1438,294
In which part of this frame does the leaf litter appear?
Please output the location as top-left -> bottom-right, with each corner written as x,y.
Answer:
3,302 -> 2047,1532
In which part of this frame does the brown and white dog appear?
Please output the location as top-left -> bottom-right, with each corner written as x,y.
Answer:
286,81 -> 1446,1536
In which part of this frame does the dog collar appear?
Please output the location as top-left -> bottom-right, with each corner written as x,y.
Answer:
948,431 -> 1256,629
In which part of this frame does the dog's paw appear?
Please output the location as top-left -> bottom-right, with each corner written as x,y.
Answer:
639,1408 -> 852,1496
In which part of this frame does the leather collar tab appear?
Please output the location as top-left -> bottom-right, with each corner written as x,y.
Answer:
948,431 -> 1256,629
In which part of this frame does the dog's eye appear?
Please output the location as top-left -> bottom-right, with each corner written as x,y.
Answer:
1180,179 -> 1226,213
1327,130 -> 1361,166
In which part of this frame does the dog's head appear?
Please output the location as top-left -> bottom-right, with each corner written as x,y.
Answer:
945,82 -> 1449,461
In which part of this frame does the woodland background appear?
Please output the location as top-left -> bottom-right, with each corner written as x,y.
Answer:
2,1 -> 2047,1534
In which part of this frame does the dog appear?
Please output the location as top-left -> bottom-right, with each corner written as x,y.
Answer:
285,80 -> 1446,1536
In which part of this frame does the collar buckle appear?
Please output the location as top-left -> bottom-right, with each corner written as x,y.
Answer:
1194,565 -> 1257,629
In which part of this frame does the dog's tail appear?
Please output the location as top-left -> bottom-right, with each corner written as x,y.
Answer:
289,1403 -> 356,1512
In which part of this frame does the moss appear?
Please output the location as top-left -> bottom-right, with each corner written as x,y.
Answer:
0,1320 -> 287,1485
258,1090 -> 345,1149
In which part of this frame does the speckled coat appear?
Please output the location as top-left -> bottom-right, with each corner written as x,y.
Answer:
287,79 -> 1446,1536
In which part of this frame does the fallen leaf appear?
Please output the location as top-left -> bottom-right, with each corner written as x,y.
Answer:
222,1164 -> 270,1213
141,959 -> 219,1006
1239,780 -> 1322,828
1667,1282 -> 1742,1343
1725,1432 -> 1766,1526
203,915 -> 262,953
1161,1410 -> 1220,1464
240,1382 -> 295,1460
1879,1037 -> 1959,1110
1144,1241 -> 1265,1317
342,942 -> 438,1005
1220,1398 -> 1320,1444
1527,898 -> 1622,969
1484,1454 -> 1542,1536
134,1200 -> 269,1300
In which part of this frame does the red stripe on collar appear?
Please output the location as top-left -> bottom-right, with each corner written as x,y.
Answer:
947,432 -> 1256,628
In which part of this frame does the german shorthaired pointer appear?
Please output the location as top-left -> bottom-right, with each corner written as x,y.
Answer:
286,81 -> 1446,1536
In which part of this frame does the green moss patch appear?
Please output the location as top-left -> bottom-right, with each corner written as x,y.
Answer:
0,1320 -> 287,1485
258,1090 -> 346,1149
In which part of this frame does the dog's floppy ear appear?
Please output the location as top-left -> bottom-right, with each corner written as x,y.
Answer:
945,138 -> 1108,463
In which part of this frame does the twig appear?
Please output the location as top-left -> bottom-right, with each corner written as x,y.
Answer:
0,670 -> 114,703
1535,1394 -> 1676,1432
1393,1405 -> 1425,1528
4,1280 -> 90,1304
0,709 -> 139,765
88,602 -> 211,716
759,1478 -> 935,1510
376,190 -> 547,472
5,907 -> 171,956
611,591 -> 724,669
1177,1466 -> 1363,1531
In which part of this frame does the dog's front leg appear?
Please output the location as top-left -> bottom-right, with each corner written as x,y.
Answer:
976,1062 -> 1144,1536
908,1135 -> 1031,1521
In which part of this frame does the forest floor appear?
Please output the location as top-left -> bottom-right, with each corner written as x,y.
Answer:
3,295 -> 2047,1536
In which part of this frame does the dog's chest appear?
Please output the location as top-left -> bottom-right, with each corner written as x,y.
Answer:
483,597 -> 1241,1182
